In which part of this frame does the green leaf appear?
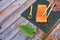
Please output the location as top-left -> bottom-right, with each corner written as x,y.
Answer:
18,24 -> 37,37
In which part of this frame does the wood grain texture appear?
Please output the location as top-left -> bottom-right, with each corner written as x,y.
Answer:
0,0 -> 36,40
0,0 -> 27,22
0,0 -> 15,12
0,0 -> 36,33
4,17 -> 29,40
12,32 -> 28,40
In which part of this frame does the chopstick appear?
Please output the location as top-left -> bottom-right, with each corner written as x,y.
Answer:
42,0 -> 57,17
42,3 -> 52,16
47,4 -> 55,17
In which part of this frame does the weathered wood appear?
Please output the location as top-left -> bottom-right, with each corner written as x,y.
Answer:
0,0 -> 36,33
4,28 -> 20,40
12,32 -> 28,40
0,17 -> 26,40
0,17 -> 27,40
0,0 -> 15,12
0,0 -> 36,40
0,10 -> 21,33
4,17 -> 29,40
0,23 -> 17,40
29,22 -> 37,29
12,19 -> 38,40
0,0 -> 27,22
45,19 -> 60,40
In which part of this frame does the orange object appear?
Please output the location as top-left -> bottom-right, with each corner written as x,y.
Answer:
36,5 -> 47,23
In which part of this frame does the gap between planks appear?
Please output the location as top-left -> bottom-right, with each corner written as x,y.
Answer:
0,0 -> 27,22
0,0 -> 36,33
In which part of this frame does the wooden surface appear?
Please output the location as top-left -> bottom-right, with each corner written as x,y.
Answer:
0,0 -> 37,40
0,0 -> 36,33
0,0 -> 15,12
0,0 -> 60,40
0,0 -> 27,22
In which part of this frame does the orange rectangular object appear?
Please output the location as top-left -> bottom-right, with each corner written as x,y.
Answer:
36,5 -> 47,22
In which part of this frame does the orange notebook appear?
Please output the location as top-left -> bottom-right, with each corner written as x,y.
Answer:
36,5 -> 47,23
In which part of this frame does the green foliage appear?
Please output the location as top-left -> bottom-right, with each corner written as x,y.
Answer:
18,24 -> 37,37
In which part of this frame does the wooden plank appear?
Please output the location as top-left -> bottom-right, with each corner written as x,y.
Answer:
0,0 -> 15,12
0,17 -> 26,40
0,0 -> 36,33
0,10 -> 21,33
0,19 -> 37,40
17,17 -> 27,24
4,17 -> 29,40
0,0 -> 27,22
45,23 -> 60,40
0,23 -> 17,40
12,20 -> 38,40
4,28 -> 20,40
28,22 -> 37,29
12,32 -> 28,40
